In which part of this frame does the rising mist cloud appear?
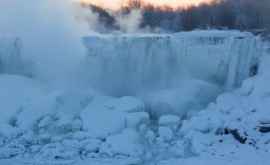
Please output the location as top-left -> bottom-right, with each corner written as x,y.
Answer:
0,0 -> 88,88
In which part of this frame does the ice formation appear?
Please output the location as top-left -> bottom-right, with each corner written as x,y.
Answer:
0,37 -> 24,75
83,30 -> 262,96
0,30 -> 268,165
82,31 -> 263,117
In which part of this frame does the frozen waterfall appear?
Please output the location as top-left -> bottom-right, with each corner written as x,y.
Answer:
83,31 -> 263,96
0,31 -> 263,116
0,36 -> 24,75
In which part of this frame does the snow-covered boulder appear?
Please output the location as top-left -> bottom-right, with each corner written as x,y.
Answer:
125,112 -> 149,128
159,115 -> 180,126
80,96 -> 148,138
103,96 -> 145,113
158,127 -> 174,141
0,75 -> 47,125
81,104 -> 126,139
16,90 -> 92,135
158,115 -> 181,133
100,128 -> 143,157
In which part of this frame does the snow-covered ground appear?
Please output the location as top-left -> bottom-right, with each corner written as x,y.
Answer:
0,30 -> 269,165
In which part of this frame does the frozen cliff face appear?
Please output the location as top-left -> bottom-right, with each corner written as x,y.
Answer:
83,31 -> 263,96
0,37 -> 24,75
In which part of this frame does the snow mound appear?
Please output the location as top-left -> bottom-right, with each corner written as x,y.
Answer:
176,54 -> 270,162
0,75 -> 47,125
100,129 -> 143,157
16,90 -> 92,133
80,96 -> 148,138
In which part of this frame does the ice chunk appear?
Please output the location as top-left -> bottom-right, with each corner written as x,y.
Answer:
16,90 -> 92,134
100,129 -> 142,157
103,96 -> 145,113
125,112 -> 149,128
79,139 -> 102,153
81,96 -> 146,138
158,127 -> 173,141
0,75 -> 47,125
81,106 -> 126,139
159,115 -> 180,126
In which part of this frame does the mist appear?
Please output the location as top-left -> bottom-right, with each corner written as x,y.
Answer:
0,0 -> 88,88
80,6 -> 151,33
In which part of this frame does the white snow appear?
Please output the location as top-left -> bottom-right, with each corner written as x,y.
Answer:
81,102 -> 127,139
144,79 -> 222,117
158,127 -> 174,141
0,30 -> 269,165
100,128 -> 143,157
80,96 -> 148,138
159,115 -> 180,126
0,75 -> 47,125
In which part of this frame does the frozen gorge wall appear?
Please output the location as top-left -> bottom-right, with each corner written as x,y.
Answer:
83,31 -> 263,96
0,37 -> 24,75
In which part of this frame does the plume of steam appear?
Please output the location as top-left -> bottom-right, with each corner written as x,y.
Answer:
74,3 -> 101,33
78,5 -> 159,33
115,9 -> 143,33
0,0 -> 88,88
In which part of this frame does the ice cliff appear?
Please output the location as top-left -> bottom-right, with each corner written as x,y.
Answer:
83,30 -> 262,96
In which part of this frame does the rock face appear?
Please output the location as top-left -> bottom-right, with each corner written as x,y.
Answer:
83,31 -> 263,96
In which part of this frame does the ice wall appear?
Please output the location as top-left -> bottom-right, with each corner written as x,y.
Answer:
0,37 -> 24,75
83,31 -> 263,96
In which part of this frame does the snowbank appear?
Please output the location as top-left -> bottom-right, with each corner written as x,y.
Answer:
0,75 -> 47,125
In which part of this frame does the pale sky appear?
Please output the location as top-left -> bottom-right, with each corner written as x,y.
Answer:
80,0 -> 215,10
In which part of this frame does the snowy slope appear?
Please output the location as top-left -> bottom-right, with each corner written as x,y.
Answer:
0,30 -> 269,165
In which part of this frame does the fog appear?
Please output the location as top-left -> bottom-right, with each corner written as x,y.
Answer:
0,0 -> 88,88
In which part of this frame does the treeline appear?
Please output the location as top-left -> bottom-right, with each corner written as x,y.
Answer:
82,0 -> 270,33
178,0 -> 270,31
